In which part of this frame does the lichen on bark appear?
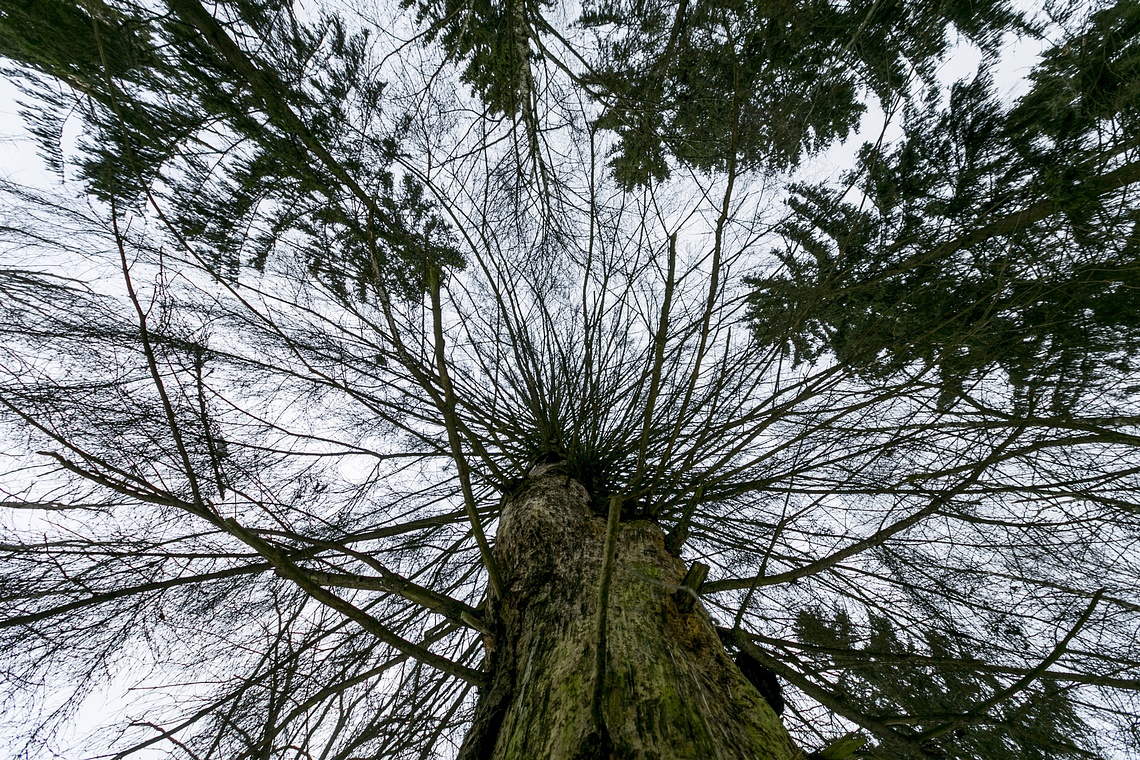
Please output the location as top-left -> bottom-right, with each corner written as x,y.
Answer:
459,465 -> 806,760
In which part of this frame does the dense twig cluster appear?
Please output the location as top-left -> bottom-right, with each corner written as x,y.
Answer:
0,0 -> 1138,757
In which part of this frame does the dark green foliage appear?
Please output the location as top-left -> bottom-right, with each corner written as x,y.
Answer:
747,2 -> 1140,411
585,0 -> 863,184
0,0 -> 462,295
1008,0 -> 1140,184
0,0 -> 151,88
796,608 -> 1097,759
581,0 -> 1020,185
3,1 -> 1138,758
398,0 -> 1022,186
0,0 -> 199,198
404,0 -> 536,117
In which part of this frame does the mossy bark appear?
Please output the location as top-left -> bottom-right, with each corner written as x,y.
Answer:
459,466 -> 805,760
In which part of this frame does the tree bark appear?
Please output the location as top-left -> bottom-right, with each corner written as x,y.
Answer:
459,464 -> 805,760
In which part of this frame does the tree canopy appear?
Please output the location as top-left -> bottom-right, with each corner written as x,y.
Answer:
0,0 -> 1138,757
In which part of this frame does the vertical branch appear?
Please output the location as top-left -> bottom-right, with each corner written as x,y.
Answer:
192,347 -> 228,499
633,233 -> 677,499
664,484 -> 702,554
654,141 -> 739,495
364,213 -> 505,482
593,494 -> 622,726
429,267 -> 504,598
506,0 -> 535,144
731,491 -> 794,631
505,0 -> 555,222
110,205 -> 214,523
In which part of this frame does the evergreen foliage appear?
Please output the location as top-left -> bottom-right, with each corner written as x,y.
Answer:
0,0 -> 1137,757
794,608 -> 1097,759
747,2 -> 1140,410
580,0 -> 1020,185
0,0 -> 461,292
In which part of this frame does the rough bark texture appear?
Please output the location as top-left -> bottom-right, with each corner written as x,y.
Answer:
459,465 -> 805,760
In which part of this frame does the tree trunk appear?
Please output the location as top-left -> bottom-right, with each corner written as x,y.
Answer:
459,464 -> 805,760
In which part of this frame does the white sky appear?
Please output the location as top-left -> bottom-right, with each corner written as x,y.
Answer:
2,6 -> 1121,759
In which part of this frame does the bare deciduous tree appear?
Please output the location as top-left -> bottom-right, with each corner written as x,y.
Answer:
1,0 -> 1138,757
